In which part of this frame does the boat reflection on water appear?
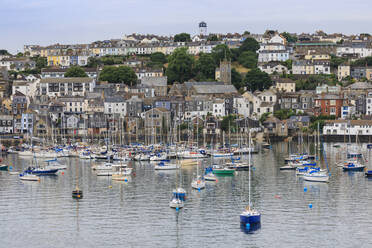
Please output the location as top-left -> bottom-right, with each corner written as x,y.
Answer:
240,222 -> 261,234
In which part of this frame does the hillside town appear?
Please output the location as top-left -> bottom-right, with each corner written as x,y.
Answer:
2,23 -> 372,145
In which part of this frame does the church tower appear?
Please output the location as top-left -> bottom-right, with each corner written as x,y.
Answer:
219,58 -> 231,85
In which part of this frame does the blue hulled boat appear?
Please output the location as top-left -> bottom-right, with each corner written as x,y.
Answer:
343,161 -> 365,171
24,167 -> 59,175
240,208 -> 261,224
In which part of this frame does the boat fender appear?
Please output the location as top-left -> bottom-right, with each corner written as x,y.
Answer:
198,188 -> 201,192
176,207 -> 179,211
245,223 -> 250,230
304,187 -> 307,192
124,178 -> 128,182
308,203 -> 312,209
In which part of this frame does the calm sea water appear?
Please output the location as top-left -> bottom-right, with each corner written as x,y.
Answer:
1,142 -> 372,248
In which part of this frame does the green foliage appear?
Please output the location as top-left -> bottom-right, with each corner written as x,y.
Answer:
274,109 -> 296,120
207,34 -> 219,41
99,66 -> 137,86
239,37 -> 260,53
351,56 -> 372,67
244,68 -> 272,92
221,114 -> 238,132
65,66 -> 88,77
166,47 -> 194,83
238,51 -> 257,68
243,31 -> 250,35
295,74 -> 337,91
231,68 -> 243,90
87,57 -> 101,68
211,44 -> 232,64
179,123 -> 188,130
259,112 -> 271,124
280,32 -> 298,43
194,53 -> 216,81
150,52 -> 167,64
174,33 -> 191,42
87,56 -> 126,67
281,59 -> 292,70
31,56 -> 47,70
230,48 -> 240,62
16,52 -> 23,57
0,50 -> 10,55
309,115 -> 336,132
330,55 -> 347,69
147,52 -> 167,69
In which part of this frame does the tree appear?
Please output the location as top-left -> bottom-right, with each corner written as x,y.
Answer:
207,34 -> 218,41
211,44 -> 232,64
65,66 -> 88,77
99,66 -> 137,86
259,112 -> 271,124
87,57 -> 101,68
244,68 -> 272,91
238,51 -> 257,68
239,37 -> 260,53
274,109 -> 296,120
330,55 -> 347,69
281,59 -> 293,70
231,68 -> 243,90
0,50 -> 9,55
194,53 -> 216,81
150,52 -> 167,64
166,47 -> 194,83
280,32 -> 298,43
16,52 -> 23,57
221,114 -> 238,132
174,33 -> 191,42
230,48 -> 240,62
147,52 -> 167,69
243,31 -> 250,36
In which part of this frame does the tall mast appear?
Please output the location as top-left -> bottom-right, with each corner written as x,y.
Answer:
248,129 -> 251,208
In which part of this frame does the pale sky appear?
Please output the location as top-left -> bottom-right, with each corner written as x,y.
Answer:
1,0 -> 372,53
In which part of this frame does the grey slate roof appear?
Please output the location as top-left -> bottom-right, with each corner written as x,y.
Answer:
192,84 -> 238,94
40,77 -> 94,83
141,76 -> 167,87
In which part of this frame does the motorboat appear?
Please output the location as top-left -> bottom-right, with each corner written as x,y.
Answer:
154,161 -> 179,170
343,161 -> 365,171
212,164 -> 235,175
19,173 -> 40,181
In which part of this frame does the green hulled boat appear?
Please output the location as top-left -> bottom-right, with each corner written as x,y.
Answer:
0,164 -> 8,171
212,165 -> 235,175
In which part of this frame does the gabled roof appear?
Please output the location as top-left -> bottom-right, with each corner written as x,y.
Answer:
40,77 -> 94,83
191,84 -> 238,94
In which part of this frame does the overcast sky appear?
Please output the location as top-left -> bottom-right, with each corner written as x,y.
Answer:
1,0 -> 372,53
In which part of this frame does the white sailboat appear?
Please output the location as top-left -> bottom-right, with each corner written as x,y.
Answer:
240,129 -> 261,226
191,161 -> 205,190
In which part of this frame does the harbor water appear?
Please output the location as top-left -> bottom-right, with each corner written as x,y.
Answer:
1,142 -> 372,247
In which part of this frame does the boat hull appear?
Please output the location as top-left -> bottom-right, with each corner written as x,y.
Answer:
343,166 -> 365,172
0,165 -> 8,171
240,214 -> 261,224
212,169 -> 235,175
303,175 -> 329,182
24,168 -> 59,175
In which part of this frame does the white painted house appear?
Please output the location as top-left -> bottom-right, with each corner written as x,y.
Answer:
104,96 -> 126,117
212,99 -> 225,117
323,120 -> 372,136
